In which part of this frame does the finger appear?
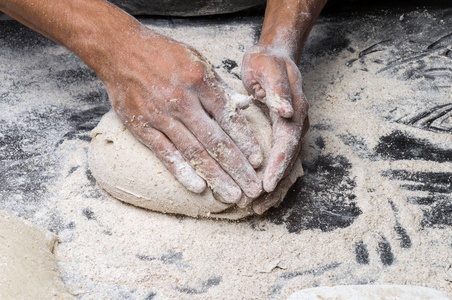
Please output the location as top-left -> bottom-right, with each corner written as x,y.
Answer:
237,139 -> 301,209
209,75 -> 263,167
282,135 -> 303,179
199,82 -> 264,170
182,106 -> 263,199
253,175 -> 295,215
236,193 -> 252,208
262,112 -> 299,192
163,120 -> 243,203
260,61 -> 294,118
273,153 -> 303,209
224,86 -> 252,110
243,55 -> 294,118
131,125 -> 207,193
254,153 -> 304,214
249,144 -> 303,211
263,80 -> 308,193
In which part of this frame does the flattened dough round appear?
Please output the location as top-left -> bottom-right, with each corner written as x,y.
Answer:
88,104 -> 303,219
0,210 -> 72,299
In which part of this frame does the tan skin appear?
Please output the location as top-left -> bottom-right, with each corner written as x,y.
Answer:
0,0 -> 327,213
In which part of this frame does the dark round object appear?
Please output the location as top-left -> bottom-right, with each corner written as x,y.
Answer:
108,0 -> 266,16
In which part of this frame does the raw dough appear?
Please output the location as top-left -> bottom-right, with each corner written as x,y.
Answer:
88,104 -> 303,219
0,210 -> 72,299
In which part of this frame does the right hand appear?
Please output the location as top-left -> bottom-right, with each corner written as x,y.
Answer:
242,45 -> 310,194
99,25 -> 263,203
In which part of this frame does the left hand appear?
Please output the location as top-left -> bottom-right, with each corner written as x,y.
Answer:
242,45 -> 309,197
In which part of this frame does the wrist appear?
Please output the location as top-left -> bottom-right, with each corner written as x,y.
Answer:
65,2 -> 144,81
259,0 -> 327,62
258,5 -> 312,61
246,44 -> 295,62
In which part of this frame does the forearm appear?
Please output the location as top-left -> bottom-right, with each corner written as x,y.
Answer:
0,0 -> 143,81
259,0 -> 327,62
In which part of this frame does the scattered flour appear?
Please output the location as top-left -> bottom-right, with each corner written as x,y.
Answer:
52,19 -> 451,298
1,11 -> 451,299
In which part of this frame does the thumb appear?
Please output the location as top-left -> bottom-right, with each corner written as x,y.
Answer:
261,60 -> 294,118
241,52 -> 294,118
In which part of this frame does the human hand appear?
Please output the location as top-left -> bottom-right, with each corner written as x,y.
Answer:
101,26 -> 263,203
236,150 -> 304,214
249,154 -> 304,215
242,45 -> 309,195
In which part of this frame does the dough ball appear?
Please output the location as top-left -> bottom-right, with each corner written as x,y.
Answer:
88,104 -> 303,219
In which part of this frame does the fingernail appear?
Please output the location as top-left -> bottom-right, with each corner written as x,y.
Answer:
245,180 -> 262,199
219,184 -> 242,203
268,96 -> 294,118
263,164 -> 285,193
236,194 -> 251,208
249,153 -> 263,168
176,164 -> 207,193
189,177 -> 207,193
271,102 -> 294,118
263,174 -> 278,193
252,201 -> 268,215
279,105 -> 294,118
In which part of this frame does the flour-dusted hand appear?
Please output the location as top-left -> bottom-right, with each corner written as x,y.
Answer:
0,0 -> 263,203
242,45 -> 309,193
242,46 -> 296,118
104,28 -> 264,203
1,0 -> 327,208
239,0 -> 327,207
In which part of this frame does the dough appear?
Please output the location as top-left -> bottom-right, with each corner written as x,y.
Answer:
0,210 -> 72,299
88,104 -> 303,219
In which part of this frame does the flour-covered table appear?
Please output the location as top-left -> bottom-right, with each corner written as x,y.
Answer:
1,8 -> 451,299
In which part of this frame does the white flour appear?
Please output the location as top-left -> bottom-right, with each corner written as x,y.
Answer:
1,11 -> 451,299
52,20 -> 451,299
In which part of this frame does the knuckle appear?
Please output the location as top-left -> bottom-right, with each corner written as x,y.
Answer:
206,136 -> 231,160
143,113 -> 170,133
168,97 -> 193,116
184,63 -> 207,85
272,81 -> 291,97
165,88 -> 195,117
180,143 -> 205,160
150,138 -> 169,155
